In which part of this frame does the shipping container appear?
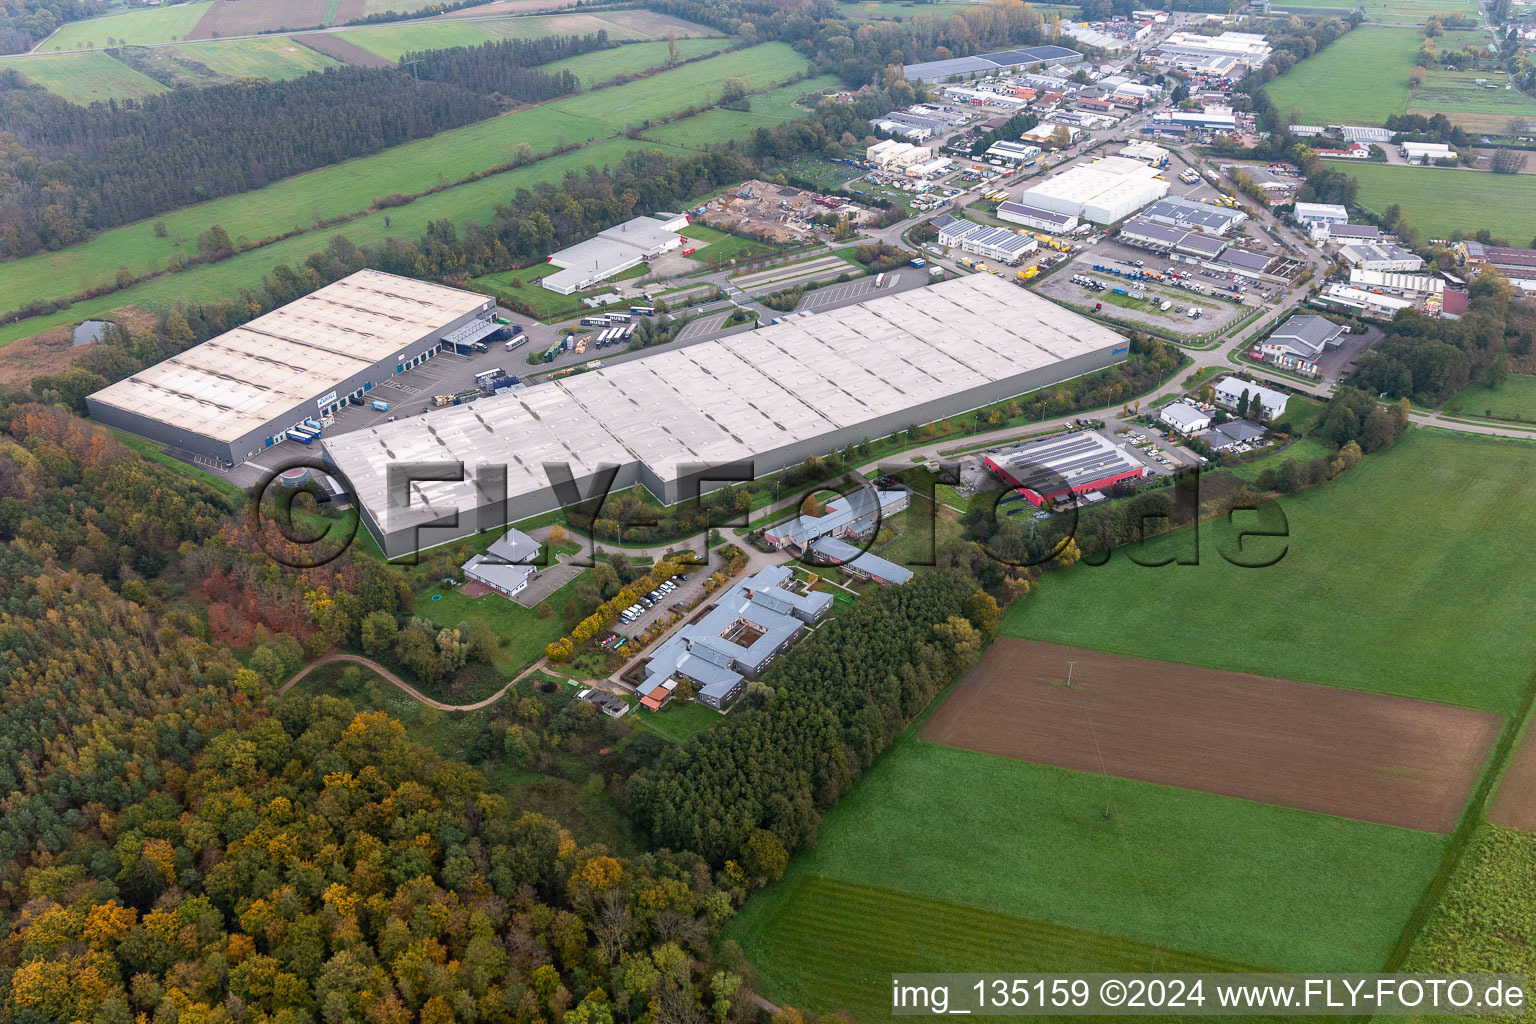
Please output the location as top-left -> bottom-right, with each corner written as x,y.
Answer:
370,400 -> 390,412
285,429 -> 314,445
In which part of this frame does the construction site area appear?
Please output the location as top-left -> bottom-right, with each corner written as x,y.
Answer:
699,180 -> 875,242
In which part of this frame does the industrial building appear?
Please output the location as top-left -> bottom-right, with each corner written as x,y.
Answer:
1160,401 -> 1212,435
1120,140 -> 1170,165
323,274 -> 1132,558
1019,156 -> 1169,224
983,431 -> 1146,505
873,118 -> 932,141
1294,202 -> 1349,228
1146,109 -> 1238,134
1325,223 -> 1383,243
638,565 -> 831,711
933,213 -> 1039,264
1119,218 -> 1228,259
997,200 -> 1079,233
1152,31 -> 1272,71
1349,268 -> 1443,295
1319,283 -> 1416,319
1214,376 -> 1288,421
86,269 -> 495,466
1401,141 -> 1454,164
1256,314 -> 1347,375
1140,195 -> 1246,234
541,214 -> 689,294
1338,242 -> 1424,272
902,44 -> 1082,82
986,140 -> 1043,164
866,139 -> 932,168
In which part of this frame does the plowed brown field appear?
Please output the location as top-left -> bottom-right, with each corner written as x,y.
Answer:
190,0 -> 330,38
921,638 -> 1500,833
1489,722 -> 1536,831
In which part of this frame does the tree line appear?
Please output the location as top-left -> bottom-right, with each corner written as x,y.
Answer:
626,571 -> 1000,865
1350,270 -> 1529,406
0,0 -> 105,54
401,31 -> 614,98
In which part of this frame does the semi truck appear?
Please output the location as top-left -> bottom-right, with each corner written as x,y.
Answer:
285,429 -> 314,445
370,400 -> 390,412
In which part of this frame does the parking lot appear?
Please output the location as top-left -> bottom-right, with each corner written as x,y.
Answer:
612,567 -> 708,641
794,269 -> 929,312
675,311 -> 729,341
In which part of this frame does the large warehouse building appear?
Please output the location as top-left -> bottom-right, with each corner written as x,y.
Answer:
324,274 -> 1132,558
86,270 -> 496,466
1019,156 -> 1169,225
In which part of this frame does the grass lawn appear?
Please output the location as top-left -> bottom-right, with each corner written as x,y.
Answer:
1337,160 -> 1536,242
543,37 -> 725,86
1004,430 -> 1536,714
471,262 -> 633,323
1265,27 -> 1422,126
1227,435 -> 1335,482
167,35 -> 343,80
0,43 -> 795,318
640,74 -> 841,149
415,573 -> 583,676
634,700 -> 726,742
726,735 -> 1446,1022
8,51 -> 168,103
1280,393 -> 1327,435
335,11 -> 708,59
686,234 -> 776,264
547,42 -> 809,130
39,1 -> 212,49
1271,0 -> 1476,20
337,21 -> 501,59
1447,371 -> 1536,422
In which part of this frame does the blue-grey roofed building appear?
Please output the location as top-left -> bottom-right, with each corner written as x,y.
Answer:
637,565 -> 832,711
997,201 -> 1079,233
764,487 -> 911,551
810,536 -> 915,586
461,527 -> 542,599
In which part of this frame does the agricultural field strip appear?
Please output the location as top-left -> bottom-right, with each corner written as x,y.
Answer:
0,42 -> 807,316
0,136 -> 692,348
737,878 -> 1252,1024
922,638 -> 1501,833
1489,712 -> 1536,831
1265,26 -> 1423,126
727,736 -> 1447,975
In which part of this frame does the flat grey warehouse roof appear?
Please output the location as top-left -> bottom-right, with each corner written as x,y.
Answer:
87,270 -> 489,443
325,273 -> 1127,536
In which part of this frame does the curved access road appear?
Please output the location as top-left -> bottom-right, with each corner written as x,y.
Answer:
278,652 -> 547,711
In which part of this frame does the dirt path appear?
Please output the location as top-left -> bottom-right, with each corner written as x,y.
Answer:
279,652 -> 548,711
